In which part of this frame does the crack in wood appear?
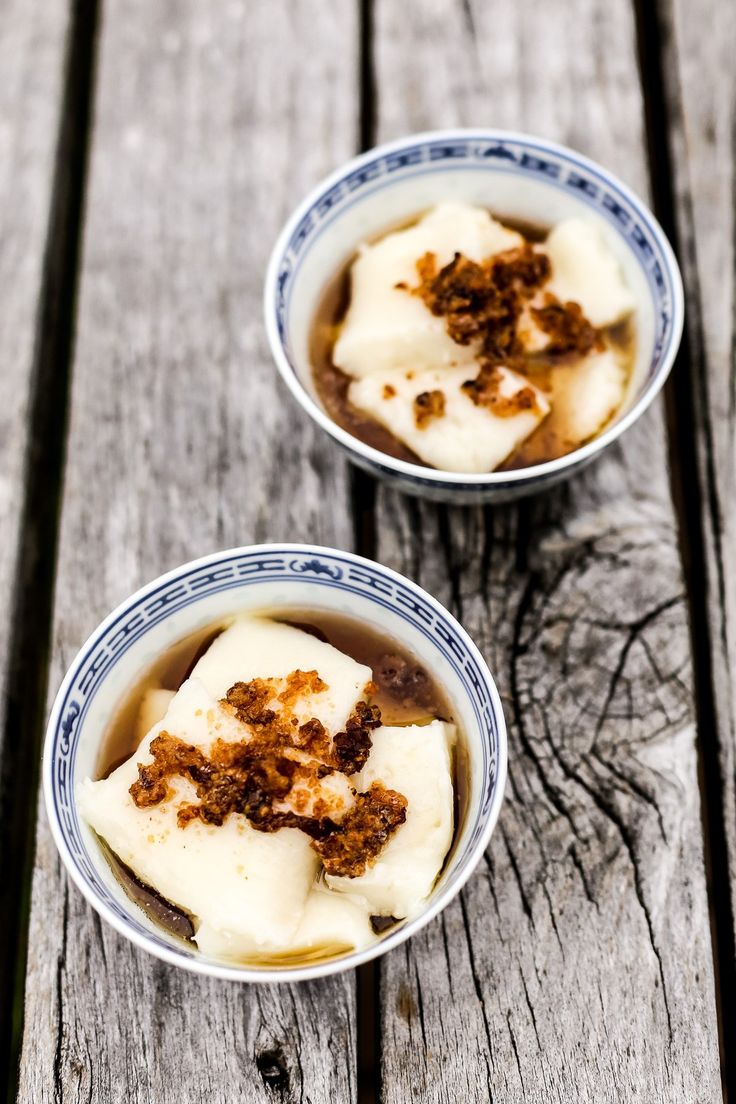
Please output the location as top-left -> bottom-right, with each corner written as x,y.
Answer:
505,1009 -> 525,1094
457,893 -> 496,1100
53,880 -> 69,1104
568,844 -> 599,910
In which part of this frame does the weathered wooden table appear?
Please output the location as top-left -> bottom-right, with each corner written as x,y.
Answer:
1,0 -> 733,1100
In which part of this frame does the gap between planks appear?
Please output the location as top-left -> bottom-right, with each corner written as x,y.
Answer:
632,0 -> 736,1096
0,0 -> 102,1099
353,4 -> 382,1102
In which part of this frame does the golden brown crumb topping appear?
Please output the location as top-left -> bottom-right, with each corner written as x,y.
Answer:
383,384 -> 397,399
128,673 -> 405,876
414,389 -> 446,428
461,363 -> 542,417
405,243 -> 602,403
412,246 -> 551,360
277,669 -> 328,707
531,293 -> 603,356
332,699 -> 382,774
312,783 -> 408,877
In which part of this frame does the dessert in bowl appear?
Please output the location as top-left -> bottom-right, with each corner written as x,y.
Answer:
44,545 -> 506,982
264,130 -> 683,504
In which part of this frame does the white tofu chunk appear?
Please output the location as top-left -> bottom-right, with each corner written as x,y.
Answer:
326,720 -> 455,919
292,887 -> 374,953
79,678 -> 320,953
196,887 -> 374,962
543,218 -> 635,328
348,365 -> 549,473
134,688 -> 176,745
516,301 -> 552,354
333,202 -> 522,378
547,347 -> 626,446
192,616 -> 373,734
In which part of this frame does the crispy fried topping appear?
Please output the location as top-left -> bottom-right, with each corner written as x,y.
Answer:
411,246 -> 551,360
224,678 -> 278,727
128,674 -> 406,873
225,669 -> 327,727
531,293 -> 603,356
461,363 -> 542,417
414,389 -> 446,428
130,731 -> 205,808
297,716 -> 332,761
333,700 -> 382,775
383,384 -> 397,399
312,783 -> 408,877
405,242 -> 602,405
277,669 -> 327,707
131,728 -> 342,836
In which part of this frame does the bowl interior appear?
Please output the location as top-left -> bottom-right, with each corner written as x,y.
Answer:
268,132 -> 678,445
47,546 -> 505,980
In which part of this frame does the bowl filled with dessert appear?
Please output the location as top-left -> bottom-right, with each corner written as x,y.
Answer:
44,545 -> 506,982
264,129 -> 683,503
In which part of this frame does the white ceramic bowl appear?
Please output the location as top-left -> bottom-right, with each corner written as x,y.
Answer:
264,129 -> 683,504
44,544 -> 507,983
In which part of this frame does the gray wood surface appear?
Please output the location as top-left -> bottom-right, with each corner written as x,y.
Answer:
0,0 -> 69,726
9,0 -> 733,1100
664,0 -> 736,946
371,0 -> 722,1100
17,1 -> 361,1101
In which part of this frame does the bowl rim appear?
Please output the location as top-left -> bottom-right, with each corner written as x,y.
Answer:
263,126 -> 684,486
43,542 -> 508,983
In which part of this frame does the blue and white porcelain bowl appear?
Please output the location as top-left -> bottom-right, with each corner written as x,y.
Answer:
44,544 -> 507,983
264,129 -> 683,504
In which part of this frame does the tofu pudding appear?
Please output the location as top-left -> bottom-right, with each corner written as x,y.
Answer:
311,203 -> 636,474
79,613 -> 459,966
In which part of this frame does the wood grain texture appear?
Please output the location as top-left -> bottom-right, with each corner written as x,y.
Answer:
662,0 -> 736,944
371,0 -> 722,1099
0,0 -> 69,729
17,1 -> 361,1101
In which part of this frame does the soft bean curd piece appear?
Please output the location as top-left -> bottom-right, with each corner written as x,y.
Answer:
516,301 -> 554,354
197,888 -> 374,962
134,688 -> 176,745
543,217 -> 636,328
79,679 -> 320,952
349,365 -> 549,473
192,615 -> 373,734
333,202 -> 522,378
546,347 -> 626,447
326,720 -> 455,919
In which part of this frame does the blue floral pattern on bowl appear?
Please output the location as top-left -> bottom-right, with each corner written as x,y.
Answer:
45,545 -> 506,981
264,130 -> 683,503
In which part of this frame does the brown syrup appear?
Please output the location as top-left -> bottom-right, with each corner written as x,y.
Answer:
309,211 -> 636,471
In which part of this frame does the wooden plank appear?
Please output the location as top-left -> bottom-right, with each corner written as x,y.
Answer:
371,0 -> 722,1099
17,2 -> 361,1101
0,0 -> 73,1084
0,1 -> 70,750
662,0 -> 736,953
